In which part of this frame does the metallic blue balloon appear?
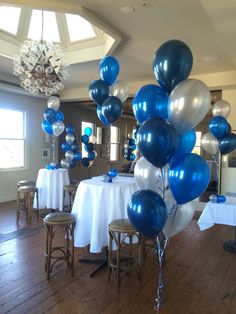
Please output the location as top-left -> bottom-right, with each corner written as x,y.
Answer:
169,153 -> 210,204
89,79 -> 109,106
84,127 -> 92,137
81,157 -> 89,167
132,84 -> 168,123
73,152 -> 82,162
96,105 -> 110,126
61,141 -> 71,152
208,116 -> 229,140
66,124 -> 75,134
70,160 -> 77,168
42,119 -> 53,135
216,194 -> 226,203
127,189 -> 167,238
174,128 -> 196,159
228,123 -> 232,133
108,168 -> 118,178
86,143 -> 95,152
81,134 -> 89,144
88,151 -> 96,161
102,96 -> 123,123
44,108 -> 57,123
137,117 -> 178,168
153,40 -> 193,93
219,133 -> 236,155
55,110 -> 64,121
71,143 -> 79,152
99,56 -> 120,85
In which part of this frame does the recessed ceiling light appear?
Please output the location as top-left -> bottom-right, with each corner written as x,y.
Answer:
202,55 -> 220,62
120,6 -> 135,14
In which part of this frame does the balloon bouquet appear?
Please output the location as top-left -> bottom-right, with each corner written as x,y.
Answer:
41,96 -> 65,169
80,127 -> 97,168
124,134 -> 136,161
88,56 -> 129,163
128,40 -> 211,310
201,99 -> 234,202
60,124 -> 82,170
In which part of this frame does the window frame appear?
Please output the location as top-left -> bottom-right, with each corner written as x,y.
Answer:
0,107 -> 26,171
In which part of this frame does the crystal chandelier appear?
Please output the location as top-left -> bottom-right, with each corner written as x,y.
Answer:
13,11 -> 69,96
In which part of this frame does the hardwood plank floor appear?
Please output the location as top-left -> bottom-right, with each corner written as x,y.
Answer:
1,202 -> 236,313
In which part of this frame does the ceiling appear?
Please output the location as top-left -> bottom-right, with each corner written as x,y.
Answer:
0,0 -> 236,99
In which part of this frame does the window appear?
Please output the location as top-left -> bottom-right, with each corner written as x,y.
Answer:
0,108 -> 25,169
192,131 -> 201,155
66,13 -> 96,42
110,126 -> 120,162
81,121 -> 94,157
0,6 -> 21,35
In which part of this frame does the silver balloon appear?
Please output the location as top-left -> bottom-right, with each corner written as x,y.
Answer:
163,189 -> 195,238
60,158 -> 70,169
110,80 -> 129,102
201,132 -> 219,155
168,79 -> 211,134
52,121 -> 65,137
65,150 -> 74,162
90,135 -> 97,144
47,96 -> 60,110
134,157 -> 168,193
66,133 -> 75,145
212,100 -> 231,118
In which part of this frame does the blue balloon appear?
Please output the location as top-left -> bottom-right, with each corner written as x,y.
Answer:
128,139 -> 135,146
88,151 -> 96,161
73,152 -> 82,162
70,160 -> 77,168
55,110 -> 64,121
130,153 -> 136,161
102,96 -> 123,123
137,117 -> 178,168
228,123 -> 232,133
132,84 -> 168,124
99,56 -> 120,85
66,124 -> 75,134
61,141 -> 71,152
88,79 -> 109,106
81,134 -> 89,144
97,105 -> 110,126
42,119 -> 53,135
127,189 -> 167,238
81,157 -> 90,167
44,108 -> 57,124
174,129 -> 196,159
108,168 -> 118,178
169,153 -> 210,204
219,133 -> 236,155
153,40 -> 193,93
71,143 -> 79,152
217,194 -> 226,203
84,127 -> 92,137
86,143 -> 95,152
208,116 -> 229,140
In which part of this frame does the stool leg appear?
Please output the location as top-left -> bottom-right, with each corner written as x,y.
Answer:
45,225 -> 49,271
71,222 -> 75,276
16,190 -> 20,224
36,191 -> 39,220
47,225 -> 53,280
117,232 -> 121,291
108,230 -> 113,281
66,225 -> 70,267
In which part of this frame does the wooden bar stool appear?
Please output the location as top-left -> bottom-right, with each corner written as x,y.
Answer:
63,184 -> 78,212
16,185 -> 38,223
43,212 -> 76,280
108,219 -> 142,291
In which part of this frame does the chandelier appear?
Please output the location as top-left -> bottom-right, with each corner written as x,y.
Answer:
13,11 -> 69,96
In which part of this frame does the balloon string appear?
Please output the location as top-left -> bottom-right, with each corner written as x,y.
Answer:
106,125 -> 111,171
154,232 -> 169,311
171,203 -> 178,224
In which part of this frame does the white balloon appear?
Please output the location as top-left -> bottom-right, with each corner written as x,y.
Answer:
212,100 -> 231,118
47,96 -> 60,110
201,132 -> 219,155
168,79 -> 211,134
66,133 -> 75,145
90,135 -> 97,144
52,121 -> 65,137
134,156 -> 168,193
163,189 -> 195,238
110,80 -> 129,102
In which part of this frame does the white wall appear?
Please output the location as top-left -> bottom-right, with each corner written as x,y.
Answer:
0,88 -> 50,202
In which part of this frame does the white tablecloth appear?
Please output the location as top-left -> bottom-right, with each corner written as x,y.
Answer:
34,168 -> 70,211
198,197 -> 236,231
71,176 -> 138,253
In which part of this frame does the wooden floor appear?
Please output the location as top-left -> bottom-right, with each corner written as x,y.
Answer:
1,202 -> 236,314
